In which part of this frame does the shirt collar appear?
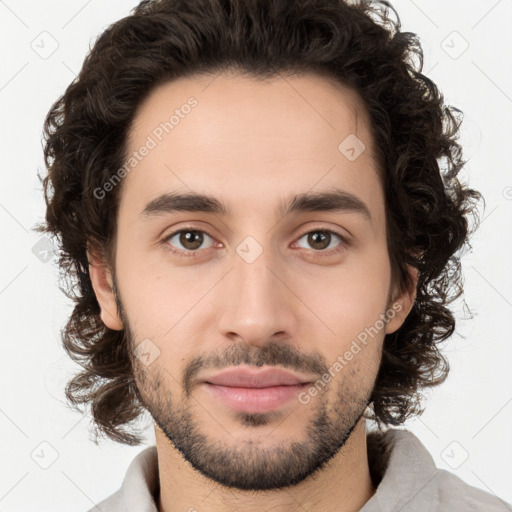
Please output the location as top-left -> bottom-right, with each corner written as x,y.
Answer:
361,428 -> 440,512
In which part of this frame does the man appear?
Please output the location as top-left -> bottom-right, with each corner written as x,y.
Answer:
37,0 -> 510,510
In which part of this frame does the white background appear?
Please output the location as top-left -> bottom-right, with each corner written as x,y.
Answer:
1,0 -> 511,510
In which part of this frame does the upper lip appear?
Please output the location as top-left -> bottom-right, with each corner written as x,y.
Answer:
202,367 -> 312,388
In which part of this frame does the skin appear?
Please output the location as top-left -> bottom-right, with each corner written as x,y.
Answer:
89,71 -> 417,512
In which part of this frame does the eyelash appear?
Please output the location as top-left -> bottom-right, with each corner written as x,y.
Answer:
161,226 -> 349,258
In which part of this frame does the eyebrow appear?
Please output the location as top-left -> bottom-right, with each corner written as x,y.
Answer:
140,187 -> 372,223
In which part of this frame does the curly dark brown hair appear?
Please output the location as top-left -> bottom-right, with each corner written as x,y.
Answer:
36,0 -> 482,445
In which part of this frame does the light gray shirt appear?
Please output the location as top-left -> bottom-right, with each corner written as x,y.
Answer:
88,428 -> 511,511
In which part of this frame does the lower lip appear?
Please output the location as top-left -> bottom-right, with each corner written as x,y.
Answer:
202,383 -> 310,413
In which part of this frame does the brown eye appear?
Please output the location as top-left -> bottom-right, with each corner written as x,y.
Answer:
296,230 -> 344,252
164,229 -> 214,253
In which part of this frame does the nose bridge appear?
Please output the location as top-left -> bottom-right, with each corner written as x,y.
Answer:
233,238 -> 282,313
236,244 -> 277,301
216,237 -> 295,344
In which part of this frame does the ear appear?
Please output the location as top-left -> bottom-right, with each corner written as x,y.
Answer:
87,246 -> 123,331
385,264 -> 418,335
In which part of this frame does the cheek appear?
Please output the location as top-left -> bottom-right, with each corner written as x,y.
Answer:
116,262 -> 217,383
115,244 -> 206,336
293,245 -> 391,347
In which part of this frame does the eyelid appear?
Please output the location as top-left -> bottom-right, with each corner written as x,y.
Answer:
292,226 -> 350,258
292,223 -> 351,244
162,226 -> 217,256
162,224 -> 350,256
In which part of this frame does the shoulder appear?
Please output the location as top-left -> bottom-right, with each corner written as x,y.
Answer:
86,488 -> 125,512
365,428 -> 511,512
433,468 -> 511,512
84,446 -> 159,512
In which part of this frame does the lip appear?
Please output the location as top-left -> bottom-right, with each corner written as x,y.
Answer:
200,366 -> 313,414
202,367 -> 312,388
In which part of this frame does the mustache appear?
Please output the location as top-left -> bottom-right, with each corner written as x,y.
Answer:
183,341 -> 328,396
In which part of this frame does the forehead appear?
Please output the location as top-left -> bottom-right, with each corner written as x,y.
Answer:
119,71 -> 383,226
127,71 -> 374,161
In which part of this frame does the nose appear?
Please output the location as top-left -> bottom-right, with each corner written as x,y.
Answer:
216,243 -> 298,347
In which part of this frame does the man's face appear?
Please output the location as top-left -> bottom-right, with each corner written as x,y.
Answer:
93,72 -> 412,490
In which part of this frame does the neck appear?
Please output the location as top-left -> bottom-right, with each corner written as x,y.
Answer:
155,416 -> 375,512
